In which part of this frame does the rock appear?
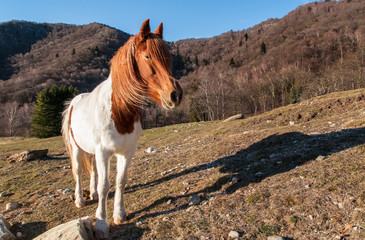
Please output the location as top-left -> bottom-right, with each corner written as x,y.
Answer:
7,149 -> 48,162
228,230 -> 240,238
255,171 -> 264,176
223,114 -> 244,122
16,232 -> 23,238
146,147 -> 155,153
267,236 -> 285,240
5,202 -> 19,211
289,121 -> 295,126
0,192 -> 7,197
0,217 -> 17,240
63,188 -> 72,195
33,216 -> 94,240
189,195 -> 201,205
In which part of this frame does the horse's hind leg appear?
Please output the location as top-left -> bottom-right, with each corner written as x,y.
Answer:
72,147 -> 85,208
89,155 -> 98,201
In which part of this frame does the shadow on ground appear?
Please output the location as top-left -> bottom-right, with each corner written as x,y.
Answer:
109,223 -> 149,240
11,221 -> 47,240
126,127 -> 365,220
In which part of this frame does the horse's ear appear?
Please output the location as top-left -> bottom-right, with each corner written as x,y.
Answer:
139,19 -> 150,40
154,22 -> 163,39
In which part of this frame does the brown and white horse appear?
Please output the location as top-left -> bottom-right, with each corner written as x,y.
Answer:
62,19 -> 183,238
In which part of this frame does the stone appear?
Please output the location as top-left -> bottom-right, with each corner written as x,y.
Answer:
189,195 -> 201,205
267,236 -> 285,240
146,147 -> 155,153
63,188 -> 72,195
223,114 -> 244,122
255,171 -> 264,176
289,121 -> 295,126
0,192 -> 7,197
33,216 -> 94,240
5,202 -> 19,211
228,230 -> 240,238
7,149 -> 48,162
0,217 -> 17,240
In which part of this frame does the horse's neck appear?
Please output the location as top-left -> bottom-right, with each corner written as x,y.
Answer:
109,75 -> 142,135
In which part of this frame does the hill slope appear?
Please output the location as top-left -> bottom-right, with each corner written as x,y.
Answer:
173,0 -> 365,120
0,88 -> 364,239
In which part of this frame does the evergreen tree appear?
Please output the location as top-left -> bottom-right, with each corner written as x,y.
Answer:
260,42 -> 267,55
229,57 -> 235,67
202,59 -> 208,66
31,85 -> 78,138
194,55 -> 199,66
244,33 -> 248,41
288,83 -> 300,104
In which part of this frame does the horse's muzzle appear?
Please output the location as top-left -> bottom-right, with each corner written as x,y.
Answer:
161,80 -> 183,109
171,82 -> 183,107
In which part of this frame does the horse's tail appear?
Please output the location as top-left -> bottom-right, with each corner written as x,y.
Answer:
62,100 -> 93,178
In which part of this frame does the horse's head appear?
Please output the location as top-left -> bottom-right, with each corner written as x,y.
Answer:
134,19 -> 183,109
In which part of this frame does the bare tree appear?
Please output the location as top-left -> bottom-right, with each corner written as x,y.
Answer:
3,102 -> 19,136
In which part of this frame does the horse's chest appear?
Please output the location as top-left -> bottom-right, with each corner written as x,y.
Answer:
107,121 -> 142,154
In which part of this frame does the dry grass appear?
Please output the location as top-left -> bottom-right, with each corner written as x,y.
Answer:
1,88 -> 365,239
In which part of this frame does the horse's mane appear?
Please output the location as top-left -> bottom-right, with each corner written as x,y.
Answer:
110,33 -> 172,134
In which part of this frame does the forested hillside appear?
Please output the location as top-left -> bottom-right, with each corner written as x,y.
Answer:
172,0 -> 365,122
0,0 -> 364,136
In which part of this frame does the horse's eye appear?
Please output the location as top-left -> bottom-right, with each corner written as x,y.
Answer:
145,55 -> 150,60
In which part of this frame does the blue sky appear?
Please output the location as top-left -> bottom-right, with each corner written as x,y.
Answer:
0,0 -> 313,41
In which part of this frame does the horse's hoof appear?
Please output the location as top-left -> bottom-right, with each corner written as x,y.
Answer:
113,217 -> 125,225
75,200 -> 85,208
113,209 -> 126,225
90,192 -> 98,201
94,219 -> 109,239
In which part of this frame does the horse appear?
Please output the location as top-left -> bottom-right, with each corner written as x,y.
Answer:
61,19 -> 183,238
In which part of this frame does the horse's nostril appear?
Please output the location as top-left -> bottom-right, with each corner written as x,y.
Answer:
170,91 -> 178,104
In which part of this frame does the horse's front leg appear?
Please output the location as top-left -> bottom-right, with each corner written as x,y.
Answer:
113,154 -> 132,225
94,149 -> 112,239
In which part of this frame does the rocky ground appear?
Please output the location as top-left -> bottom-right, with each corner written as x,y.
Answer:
0,88 -> 365,239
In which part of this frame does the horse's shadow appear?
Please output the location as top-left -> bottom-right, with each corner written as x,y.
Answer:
109,223 -> 148,240
126,127 -> 365,221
